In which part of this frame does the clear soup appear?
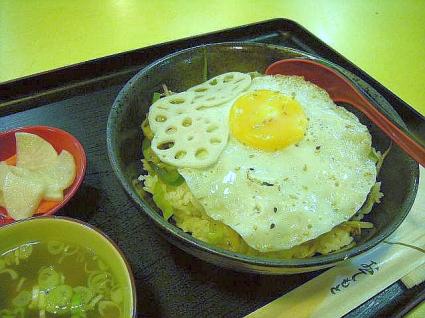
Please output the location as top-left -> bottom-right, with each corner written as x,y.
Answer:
0,241 -> 123,318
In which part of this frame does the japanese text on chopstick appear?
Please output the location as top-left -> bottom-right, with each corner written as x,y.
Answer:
330,260 -> 379,295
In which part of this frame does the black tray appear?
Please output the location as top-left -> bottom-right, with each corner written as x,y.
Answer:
0,19 -> 423,318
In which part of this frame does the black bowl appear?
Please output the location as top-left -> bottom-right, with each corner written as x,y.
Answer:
107,42 -> 419,274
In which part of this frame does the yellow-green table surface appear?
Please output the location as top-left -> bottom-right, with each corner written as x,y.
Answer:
1,0 -> 424,116
0,0 -> 424,314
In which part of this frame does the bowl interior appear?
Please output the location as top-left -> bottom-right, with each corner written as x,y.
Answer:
0,217 -> 136,316
0,126 -> 86,220
107,43 -> 418,270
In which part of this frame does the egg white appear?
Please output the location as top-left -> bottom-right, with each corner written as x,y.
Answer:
178,75 -> 377,252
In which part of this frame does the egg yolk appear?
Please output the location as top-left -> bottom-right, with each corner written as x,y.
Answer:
229,90 -> 308,151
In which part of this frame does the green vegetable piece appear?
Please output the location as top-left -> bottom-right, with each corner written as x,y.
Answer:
152,182 -> 174,220
12,290 -> 32,307
38,266 -> 61,291
248,71 -> 263,79
45,285 -> 73,315
17,244 -> 33,260
97,259 -> 108,271
29,285 -> 40,309
15,308 -> 25,318
0,258 -> 5,270
88,272 -> 112,295
47,241 -> 65,255
142,138 -> 153,160
141,118 -> 154,140
143,138 -> 184,186
87,295 -> 103,310
70,286 -> 94,315
98,300 -> 121,318
202,47 -> 208,81
0,309 -> 17,318
150,163 -> 184,187
152,92 -> 161,104
63,245 -> 79,257
16,277 -> 26,293
110,287 -> 123,304
0,268 -> 18,280
73,286 -> 94,306
38,291 -> 46,310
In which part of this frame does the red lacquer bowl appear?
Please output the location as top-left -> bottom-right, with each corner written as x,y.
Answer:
0,126 -> 86,224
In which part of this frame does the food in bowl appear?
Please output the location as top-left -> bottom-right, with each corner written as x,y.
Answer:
136,72 -> 387,259
0,217 -> 135,317
0,132 -> 76,220
0,241 -> 122,317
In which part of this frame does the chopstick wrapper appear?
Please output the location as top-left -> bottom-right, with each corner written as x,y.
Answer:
247,167 -> 424,318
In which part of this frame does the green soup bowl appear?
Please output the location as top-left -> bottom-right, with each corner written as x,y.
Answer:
0,216 -> 136,317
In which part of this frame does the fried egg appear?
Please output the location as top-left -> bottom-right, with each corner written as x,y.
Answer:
148,73 -> 377,252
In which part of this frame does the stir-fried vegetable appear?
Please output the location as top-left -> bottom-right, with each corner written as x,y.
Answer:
142,132 -> 184,187
152,181 -> 174,220
151,92 -> 161,104
202,47 -> 208,81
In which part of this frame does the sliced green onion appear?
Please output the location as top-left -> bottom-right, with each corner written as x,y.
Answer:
39,291 -> 47,318
29,285 -> 40,309
12,290 -> 32,307
71,286 -> 94,310
64,245 -> 79,256
98,300 -> 121,318
38,266 -> 61,291
17,244 -> 33,260
45,285 -> 73,314
16,277 -> 26,292
0,268 -> 18,280
88,272 -> 112,295
0,309 -> 18,318
47,241 -> 65,255
97,259 -> 108,271
76,252 -> 85,263
87,294 -> 103,310
14,249 -> 20,265
110,286 -> 123,304
14,307 -> 25,318
38,291 -> 46,310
